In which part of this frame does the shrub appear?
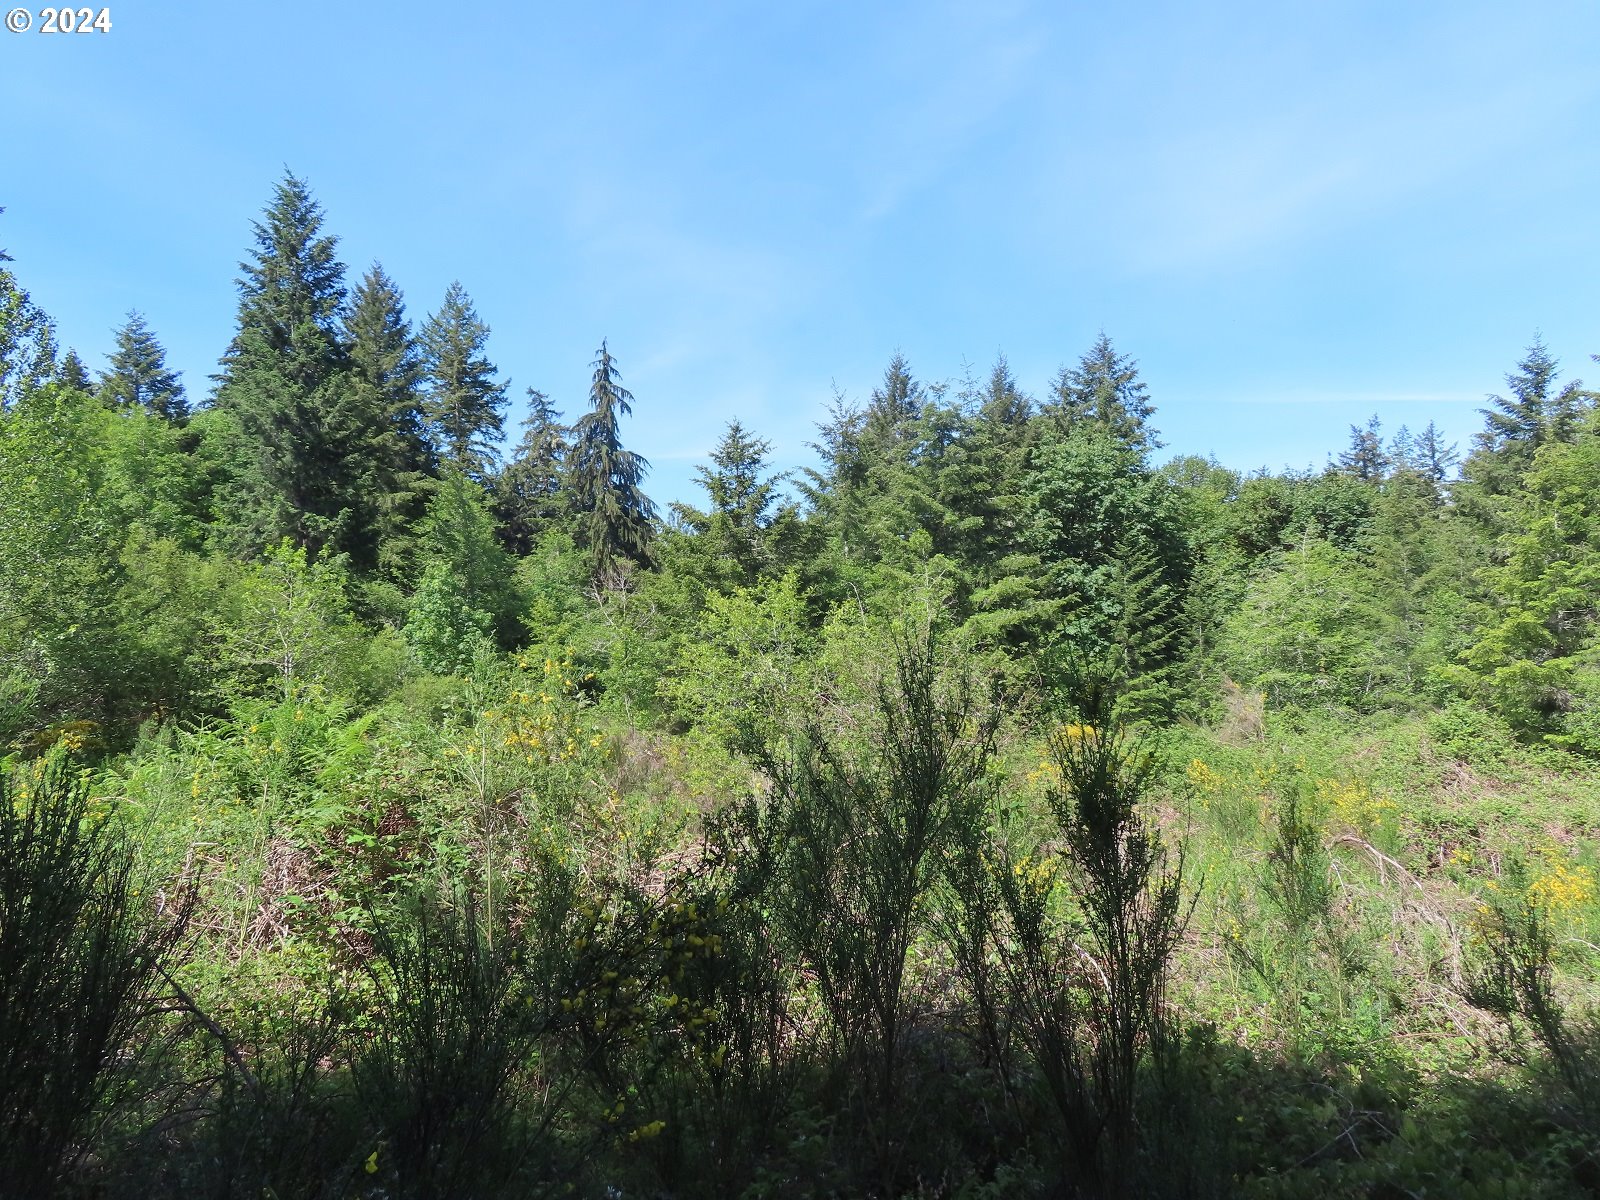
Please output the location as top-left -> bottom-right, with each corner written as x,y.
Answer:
0,759 -> 189,1198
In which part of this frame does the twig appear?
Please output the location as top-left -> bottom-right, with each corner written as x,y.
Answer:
158,965 -> 264,1106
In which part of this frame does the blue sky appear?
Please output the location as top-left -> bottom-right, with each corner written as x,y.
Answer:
3,0 -> 1597,506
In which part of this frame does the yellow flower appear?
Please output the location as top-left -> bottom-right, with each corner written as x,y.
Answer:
1528,855 -> 1597,919
1315,777 -> 1395,838
1186,758 -> 1226,797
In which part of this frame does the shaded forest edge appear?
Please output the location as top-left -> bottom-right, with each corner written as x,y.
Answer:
1,177 -> 1598,1198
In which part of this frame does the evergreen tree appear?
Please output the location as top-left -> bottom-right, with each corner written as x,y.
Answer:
98,311 -> 188,421
406,469 -> 520,660
1388,424 -> 1416,473
818,354 -> 942,577
798,390 -> 869,552
495,388 -> 568,556
862,351 -> 923,451
0,216 -> 58,410
420,281 -> 507,481
1337,414 -> 1388,481
670,418 -> 791,587
691,419 -> 783,532
1416,421 -> 1460,489
1459,432 -> 1600,748
54,349 -> 92,393
1472,338 -> 1590,488
978,354 -> 1032,428
569,341 -> 657,586
346,263 -> 432,572
1023,426 -> 1191,672
805,390 -> 869,499
942,356 -> 1039,635
1045,333 -> 1160,453
211,172 -> 362,558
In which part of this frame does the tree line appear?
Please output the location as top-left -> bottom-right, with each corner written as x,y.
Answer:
1,172 -> 1598,755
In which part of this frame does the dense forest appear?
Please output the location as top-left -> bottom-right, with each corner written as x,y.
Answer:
2,174 -> 1598,1199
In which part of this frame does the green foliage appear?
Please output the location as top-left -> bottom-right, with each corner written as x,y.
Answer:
663,571 -> 814,749
0,384 -> 123,717
408,470 -> 522,659
0,222 -> 58,409
1457,431 -> 1600,751
217,539 -> 366,703
496,389 -> 568,556
1227,776 -> 1381,1056
1043,332 -> 1159,453
1468,338 -> 1594,495
1219,536 -> 1404,711
211,173 -> 376,561
669,418 -> 798,591
1467,858 -> 1600,1148
354,886 -> 564,1198
1039,678 -> 1186,1174
420,281 -> 507,482
347,263 -> 434,577
12,177 -> 1600,1195
1024,427 -> 1191,690
98,310 -> 187,422
0,759 -> 189,1198
570,342 -> 658,587
761,620 -> 999,1143
0,383 -> 208,733
516,530 -> 594,649
404,561 -> 495,675
1336,413 -> 1388,481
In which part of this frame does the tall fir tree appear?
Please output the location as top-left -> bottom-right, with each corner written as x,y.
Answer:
1411,421 -> 1461,506
346,263 -> 432,573
670,418 -> 791,587
420,281 -> 507,481
1045,332 -> 1160,453
795,389 -> 876,585
211,172 -> 365,559
1471,338 -> 1590,491
947,356 -> 1039,608
862,351 -> 924,452
495,388 -> 568,556
99,311 -> 188,421
853,353 -> 938,556
978,354 -> 1033,428
54,349 -> 92,393
570,341 -> 657,586
1024,426 -> 1190,671
799,390 -> 868,517
1337,414 -> 1388,481
1388,424 -> 1417,473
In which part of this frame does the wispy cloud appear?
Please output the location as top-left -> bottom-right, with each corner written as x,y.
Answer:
854,8 -> 1046,223
1228,390 -> 1483,406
